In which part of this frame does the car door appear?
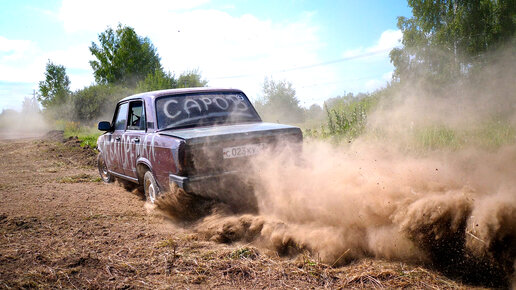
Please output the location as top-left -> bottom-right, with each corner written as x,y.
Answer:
110,102 -> 129,175
123,100 -> 146,178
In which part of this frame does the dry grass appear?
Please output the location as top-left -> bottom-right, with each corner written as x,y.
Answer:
0,136 -> 494,289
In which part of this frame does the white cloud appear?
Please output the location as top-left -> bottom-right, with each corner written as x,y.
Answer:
335,30 -> 402,95
0,35 -> 95,111
0,35 -> 93,89
0,36 -> 43,83
364,71 -> 394,92
46,45 -> 92,71
58,2 -> 337,105
342,29 -> 402,60
58,0 -> 211,33
0,36 -> 34,56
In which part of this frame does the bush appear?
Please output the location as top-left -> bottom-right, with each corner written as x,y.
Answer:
54,120 -> 100,148
72,84 -> 134,123
308,94 -> 378,141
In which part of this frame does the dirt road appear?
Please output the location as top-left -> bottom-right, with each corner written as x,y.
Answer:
0,136 -> 483,288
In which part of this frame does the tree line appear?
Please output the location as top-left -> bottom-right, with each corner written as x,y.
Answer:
390,0 -> 515,88
38,24 -> 207,123
35,0 -> 515,130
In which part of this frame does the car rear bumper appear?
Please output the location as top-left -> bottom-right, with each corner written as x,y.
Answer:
169,171 -> 241,198
169,171 -> 258,212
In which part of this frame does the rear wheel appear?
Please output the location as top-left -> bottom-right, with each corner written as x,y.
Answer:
144,171 -> 161,203
97,153 -> 114,183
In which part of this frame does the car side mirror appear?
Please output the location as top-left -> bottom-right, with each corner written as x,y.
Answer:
98,121 -> 112,131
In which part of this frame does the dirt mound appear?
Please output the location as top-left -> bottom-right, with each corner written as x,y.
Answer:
43,130 -> 65,141
61,135 -> 97,167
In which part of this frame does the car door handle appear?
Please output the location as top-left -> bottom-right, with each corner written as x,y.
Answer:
115,136 -> 121,141
133,137 -> 140,143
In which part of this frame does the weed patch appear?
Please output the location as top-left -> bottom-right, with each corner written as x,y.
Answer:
58,173 -> 100,183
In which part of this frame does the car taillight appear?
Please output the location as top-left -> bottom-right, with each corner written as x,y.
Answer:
174,141 -> 187,175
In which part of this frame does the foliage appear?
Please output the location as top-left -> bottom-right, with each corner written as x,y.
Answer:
38,60 -> 71,108
324,94 -> 378,140
413,125 -> 460,150
35,24 -> 209,125
137,70 -> 177,92
302,103 -> 326,129
410,120 -> 516,152
137,68 -> 207,92
176,69 -> 208,88
22,97 -> 40,114
229,247 -> 259,260
391,0 -> 516,84
254,78 -> 305,124
58,120 -> 101,148
71,84 -> 134,123
89,24 -> 162,87
474,119 -> 516,148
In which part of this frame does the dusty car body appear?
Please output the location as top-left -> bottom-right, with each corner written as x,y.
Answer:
97,88 -> 302,205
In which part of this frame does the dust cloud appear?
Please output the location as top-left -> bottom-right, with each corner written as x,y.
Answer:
368,46 -> 516,142
0,109 -> 49,140
189,143 -> 515,284
153,46 -> 516,287
181,145 -> 515,287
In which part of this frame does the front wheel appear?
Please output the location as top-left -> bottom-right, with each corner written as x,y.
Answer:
97,153 -> 114,183
144,171 -> 161,203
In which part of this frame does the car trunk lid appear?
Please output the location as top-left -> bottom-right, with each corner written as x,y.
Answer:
159,122 -> 302,175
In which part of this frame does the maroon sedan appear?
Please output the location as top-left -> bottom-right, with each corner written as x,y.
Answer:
97,88 -> 302,206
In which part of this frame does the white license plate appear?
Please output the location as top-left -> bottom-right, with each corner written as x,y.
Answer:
223,143 -> 266,159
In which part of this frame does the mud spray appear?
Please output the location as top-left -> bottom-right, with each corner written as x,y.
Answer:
154,48 -> 516,287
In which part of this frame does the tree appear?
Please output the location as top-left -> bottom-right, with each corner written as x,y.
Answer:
137,70 -> 177,92
72,84 -> 134,122
390,0 -> 516,83
38,60 -> 71,108
255,78 -> 305,124
89,24 -> 162,87
22,97 -> 40,114
176,69 -> 208,88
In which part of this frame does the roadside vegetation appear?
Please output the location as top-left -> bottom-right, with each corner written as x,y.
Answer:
56,120 -> 101,148
1,1 -> 513,152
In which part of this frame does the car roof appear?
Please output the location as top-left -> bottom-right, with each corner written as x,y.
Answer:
119,87 -> 245,103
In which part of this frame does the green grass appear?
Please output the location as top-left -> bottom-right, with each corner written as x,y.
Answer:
58,173 -> 101,183
304,95 -> 378,143
413,125 -> 462,150
476,120 -> 516,148
229,247 -> 259,260
56,120 -> 101,148
304,101 -> 515,152
410,120 -> 516,151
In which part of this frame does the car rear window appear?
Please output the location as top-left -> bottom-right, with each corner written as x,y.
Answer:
156,92 -> 261,130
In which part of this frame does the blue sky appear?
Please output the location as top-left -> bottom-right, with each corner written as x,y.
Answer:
0,0 -> 412,111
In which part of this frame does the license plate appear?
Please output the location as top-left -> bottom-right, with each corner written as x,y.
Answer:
223,143 -> 266,159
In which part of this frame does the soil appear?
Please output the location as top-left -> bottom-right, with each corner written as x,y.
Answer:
0,134 -> 487,289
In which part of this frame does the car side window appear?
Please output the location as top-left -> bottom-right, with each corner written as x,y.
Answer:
114,103 -> 129,131
127,101 -> 145,131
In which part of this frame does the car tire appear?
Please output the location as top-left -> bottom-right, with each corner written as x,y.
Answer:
144,171 -> 161,204
97,153 -> 114,183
